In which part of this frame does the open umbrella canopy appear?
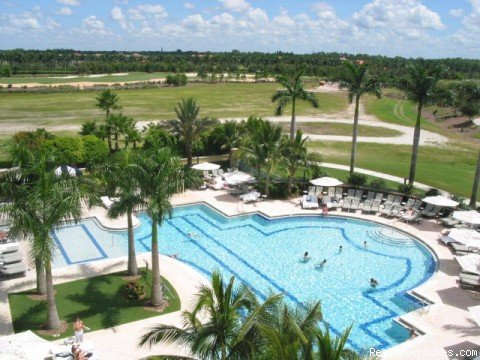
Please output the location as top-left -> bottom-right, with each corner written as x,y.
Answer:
54,165 -> 81,177
223,171 -> 255,185
468,305 -> 480,327
0,330 -> 51,360
423,195 -> 459,207
310,177 -> 343,187
449,229 -> 480,248
453,210 -> 480,225
191,162 -> 220,171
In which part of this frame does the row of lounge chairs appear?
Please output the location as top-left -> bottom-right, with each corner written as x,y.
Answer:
0,242 -> 26,278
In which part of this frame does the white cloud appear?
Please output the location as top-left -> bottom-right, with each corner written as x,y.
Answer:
56,7 -> 73,16
449,8 -> 464,18
184,2 -> 195,9
311,2 -> 337,22
46,18 -> 61,29
137,4 -> 167,17
83,15 -> 105,30
247,8 -> 268,23
220,0 -> 250,13
183,14 -> 206,29
111,6 -> 129,29
273,10 -> 295,28
9,16 -> 40,29
57,0 -> 80,6
353,0 -> 444,31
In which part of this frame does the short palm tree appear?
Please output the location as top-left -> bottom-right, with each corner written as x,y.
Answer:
95,89 -> 121,118
139,271 -> 282,360
398,64 -> 442,186
272,71 -> 319,139
282,130 -> 309,196
213,121 -> 245,167
105,150 -> 143,276
106,113 -> 134,151
134,148 -> 184,307
339,62 -> 381,174
0,145 -> 93,330
315,326 -> 358,360
80,120 -> 98,136
165,98 -> 217,166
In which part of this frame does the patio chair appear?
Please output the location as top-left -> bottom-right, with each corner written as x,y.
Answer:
0,262 -> 26,277
374,193 -> 384,202
362,200 -> 373,213
0,242 -> 19,255
366,191 -> 375,201
323,196 -> 338,209
308,186 -> 316,196
400,211 -> 421,224
327,187 -> 335,197
380,204 -> 394,216
218,169 -> 224,176
349,198 -> 360,212
420,203 -> 434,216
354,189 -> 363,200
440,215 -> 460,227
451,242 -> 469,255
439,235 -> 458,245
0,251 -> 22,265
459,272 -> 480,288
211,169 -> 219,177
393,195 -> 403,206
335,187 -> 343,199
346,189 -> 355,199
384,194 -> 395,206
412,200 -> 423,210
302,195 -> 319,209
422,205 -> 442,218
370,201 -> 381,214
403,198 -> 416,209
342,198 -> 352,211
203,171 -> 212,180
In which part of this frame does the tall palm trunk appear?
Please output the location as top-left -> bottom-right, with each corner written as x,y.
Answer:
408,103 -> 423,186
45,260 -> 61,330
150,216 -> 164,307
290,98 -> 297,140
470,149 -> 480,207
127,210 -> 138,276
35,257 -> 46,295
107,136 -> 113,152
349,96 -> 360,174
186,145 -> 193,167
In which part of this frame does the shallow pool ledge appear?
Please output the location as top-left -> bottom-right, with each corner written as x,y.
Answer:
84,206 -> 140,231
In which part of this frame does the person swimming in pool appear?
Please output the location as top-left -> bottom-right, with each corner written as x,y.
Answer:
370,278 -> 378,288
364,240 -> 368,248
338,245 -> 343,253
315,259 -> 327,268
302,252 -> 311,262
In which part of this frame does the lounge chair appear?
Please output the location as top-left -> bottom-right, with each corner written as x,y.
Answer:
366,191 -> 375,201
362,200 -> 373,213
346,189 -> 355,199
439,235 -> 458,245
302,195 -> 319,209
354,189 -> 363,200
403,198 -> 415,209
0,242 -> 19,255
327,187 -> 335,197
218,169 -> 224,176
393,195 -> 403,206
349,198 -> 360,212
380,204 -> 394,216
374,193 -> 384,202
370,201 -> 381,214
400,211 -> 421,224
384,195 -> 395,206
203,170 -> 212,180
422,205 -> 442,218
308,186 -> 316,196
451,242 -> 469,254
211,169 -> 219,177
459,272 -> 480,288
0,251 -> 23,264
412,200 -> 422,210
335,187 -> 343,200
342,198 -> 352,211
100,196 -> 114,209
323,196 -> 338,209
440,215 -> 460,227
0,262 -> 26,277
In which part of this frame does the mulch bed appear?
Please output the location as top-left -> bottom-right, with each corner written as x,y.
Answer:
37,320 -> 68,336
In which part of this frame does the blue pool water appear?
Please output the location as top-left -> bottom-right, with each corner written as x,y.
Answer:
52,204 -> 436,352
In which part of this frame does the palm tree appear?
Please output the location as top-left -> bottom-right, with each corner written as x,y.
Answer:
398,64 -> 442,186
106,113 -> 134,151
80,120 -> 98,136
139,271 -> 282,359
272,71 -> 319,139
105,150 -> 143,276
95,89 -> 121,118
282,130 -> 309,196
314,326 -> 358,360
165,98 -> 217,166
135,148 -> 184,307
213,121 -> 245,167
471,150 -> 480,207
339,62 -> 381,174
0,146 -> 93,330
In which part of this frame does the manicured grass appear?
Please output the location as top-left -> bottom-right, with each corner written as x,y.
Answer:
8,268 -> 180,340
0,83 -> 347,127
281,122 -> 402,137
0,72 -> 170,84
308,140 -> 478,197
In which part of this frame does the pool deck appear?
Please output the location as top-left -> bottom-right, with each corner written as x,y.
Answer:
1,189 -> 479,359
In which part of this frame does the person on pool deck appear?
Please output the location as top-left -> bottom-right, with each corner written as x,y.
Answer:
370,278 -> 378,288
302,252 -> 311,262
322,203 -> 328,215
73,317 -> 88,344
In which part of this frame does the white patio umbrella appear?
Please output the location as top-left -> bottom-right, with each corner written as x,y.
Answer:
223,171 -> 255,186
54,165 -> 80,177
453,210 -> 480,226
455,253 -> 480,275
310,177 -> 343,187
449,229 -> 480,248
0,330 -> 51,360
468,305 -> 480,326
423,195 -> 459,207
191,162 -> 220,171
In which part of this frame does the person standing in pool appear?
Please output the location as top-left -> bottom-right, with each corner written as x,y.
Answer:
370,278 -> 378,288
338,245 -> 343,253
364,241 -> 368,248
302,252 -> 311,262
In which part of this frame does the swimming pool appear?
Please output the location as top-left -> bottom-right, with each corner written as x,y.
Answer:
52,204 -> 436,352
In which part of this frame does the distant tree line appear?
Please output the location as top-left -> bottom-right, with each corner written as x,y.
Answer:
1,49 -> 480,85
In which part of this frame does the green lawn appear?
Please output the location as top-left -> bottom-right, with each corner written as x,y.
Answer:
8,269 -> 180,340
308,140 -> 478,197
0,83 -> 347,127
281,122 -> 402,137
0,72 -> 170,84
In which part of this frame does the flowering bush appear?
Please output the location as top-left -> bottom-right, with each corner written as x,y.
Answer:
125,281 -> 145,301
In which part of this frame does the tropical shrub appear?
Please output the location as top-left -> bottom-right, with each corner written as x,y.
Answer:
347,172 -> 367,186
165,73 -> 187,86
42,136 -> 84,165
142,124 -> 177,151
425,188 -> 440,196
369,179 -> 387,190
82,135 -> 109,169
125,281 -> 145,301
398,184 -> 414,195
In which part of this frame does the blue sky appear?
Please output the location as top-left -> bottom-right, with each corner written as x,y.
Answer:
0,0 -> 478,58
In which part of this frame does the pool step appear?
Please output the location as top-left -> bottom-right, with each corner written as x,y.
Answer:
366,228 -> 418,248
